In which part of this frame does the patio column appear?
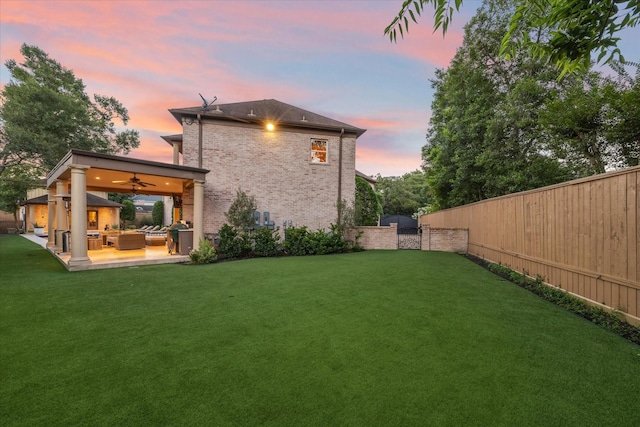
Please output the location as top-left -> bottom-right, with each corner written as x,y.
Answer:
47,188 -> 56,248
68,164 -> 91,268
55,180 -> 68,252
192,179 -> 204,246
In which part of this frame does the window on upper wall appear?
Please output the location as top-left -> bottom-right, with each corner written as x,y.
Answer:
311,138 -> 328,163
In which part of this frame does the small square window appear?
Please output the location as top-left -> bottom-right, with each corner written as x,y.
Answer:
311,138 -> 327,163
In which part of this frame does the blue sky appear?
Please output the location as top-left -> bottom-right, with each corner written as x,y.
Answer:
1,1 -> 638,177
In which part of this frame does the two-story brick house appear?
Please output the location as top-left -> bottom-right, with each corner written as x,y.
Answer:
163,99 -> 366,234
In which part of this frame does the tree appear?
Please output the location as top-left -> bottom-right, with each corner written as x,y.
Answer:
225,188 -> 257,230
375,171 -> 432,215
385,0 -> 639,76
541,72 -> 610,175
152,200 -> 164,226
541,64 -> 640,174
120,200 -> 136,226
108,193 -> 133,204
422,0 -> 573,209
0,164 -> 40,227
0,44 -> 140,209
604,61 -> 640,167
354,177 -> 381,225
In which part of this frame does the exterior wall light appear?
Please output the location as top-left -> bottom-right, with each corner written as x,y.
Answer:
266,123 -> 275,131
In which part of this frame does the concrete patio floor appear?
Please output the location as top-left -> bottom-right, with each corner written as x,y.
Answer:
21,233 -> 190,271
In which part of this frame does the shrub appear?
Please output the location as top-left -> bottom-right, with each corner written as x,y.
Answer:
189,238 -> 217,264
253,227 -> 282,257
283,226 -> 312,256
152,200 -> 164,226
350,230 -> 364,252
218,224 -> 251,259
225,189 -> 257,231
283,225 -> 347,256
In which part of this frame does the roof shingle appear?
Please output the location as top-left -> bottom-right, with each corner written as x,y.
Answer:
168,99 -> 366,137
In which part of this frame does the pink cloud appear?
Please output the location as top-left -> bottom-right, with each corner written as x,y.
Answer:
1,0 -> 461,178
356,146 -> 423,177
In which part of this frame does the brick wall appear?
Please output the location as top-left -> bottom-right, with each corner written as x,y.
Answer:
348,224 -> 398,250
348,224 -> 468,252
422,227 -> 468,253
182,120 -> 356,234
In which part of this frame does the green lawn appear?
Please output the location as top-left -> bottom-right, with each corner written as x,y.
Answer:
1,236 -> 639,426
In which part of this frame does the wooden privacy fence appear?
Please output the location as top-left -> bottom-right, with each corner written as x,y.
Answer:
419,166 -> 640,324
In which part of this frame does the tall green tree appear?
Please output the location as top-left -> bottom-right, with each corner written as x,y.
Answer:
423,0 -> 573,210
541,72 -> 610,175
1,44 -> 140,175
386,0 -> 639,76
0,44 -> 140,209
603,61 -> 640,168
0,164 -> 40,226
354,177 -> 381,226
120,200 -> 136,226
375,170 -> 432,216
541,64 -> 640,174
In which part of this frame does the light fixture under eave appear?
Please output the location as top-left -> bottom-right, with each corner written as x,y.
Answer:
266,122 -> 275,131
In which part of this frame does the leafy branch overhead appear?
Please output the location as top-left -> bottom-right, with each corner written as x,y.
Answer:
0,44 -> 140,217
420,0 -> 639,211
0,44 -> 140,177
385,0 -> 639,76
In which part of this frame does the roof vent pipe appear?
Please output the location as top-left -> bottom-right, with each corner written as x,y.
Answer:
301,115 -> 307,122
248,109 -> 256,116
214,105 -> 223,113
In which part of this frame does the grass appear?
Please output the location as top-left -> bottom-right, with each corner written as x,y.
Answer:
1,235 -> 639,426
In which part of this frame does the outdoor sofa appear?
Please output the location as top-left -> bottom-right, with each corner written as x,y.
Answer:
106,232 -> 146,250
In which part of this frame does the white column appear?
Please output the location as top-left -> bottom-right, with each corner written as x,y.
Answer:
192,179 -> 204,246
55,180 -> 68,252
68,164 -> 91,267
163,196 -> 173,226
47,188 -> 56,248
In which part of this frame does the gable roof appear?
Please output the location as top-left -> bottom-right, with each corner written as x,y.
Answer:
22,193 -> 123,207
168,99 -> 366,137
356,170 -> 377,185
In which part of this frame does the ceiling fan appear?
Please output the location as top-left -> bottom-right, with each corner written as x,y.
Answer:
112,173 -> 156,188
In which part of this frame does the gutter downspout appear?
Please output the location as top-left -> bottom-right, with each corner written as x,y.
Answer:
197,113 -> 203,169
337,128 -> 344,225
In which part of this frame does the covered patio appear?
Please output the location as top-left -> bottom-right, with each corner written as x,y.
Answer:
45,149 -> 209,271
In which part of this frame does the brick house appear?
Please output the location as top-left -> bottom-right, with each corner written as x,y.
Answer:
163,99 -> 366,234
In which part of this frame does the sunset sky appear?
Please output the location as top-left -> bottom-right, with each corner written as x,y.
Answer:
1,1 -> 638,177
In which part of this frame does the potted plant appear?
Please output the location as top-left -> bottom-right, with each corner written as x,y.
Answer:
32,221 -> 45,236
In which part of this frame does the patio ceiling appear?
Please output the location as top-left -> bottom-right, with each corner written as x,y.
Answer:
46,149 -> 209,196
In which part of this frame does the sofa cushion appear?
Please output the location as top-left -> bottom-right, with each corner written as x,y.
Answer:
111,233 -> 146,250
